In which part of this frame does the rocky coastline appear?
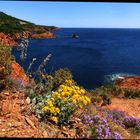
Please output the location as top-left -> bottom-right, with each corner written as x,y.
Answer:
0,31 -> 55,47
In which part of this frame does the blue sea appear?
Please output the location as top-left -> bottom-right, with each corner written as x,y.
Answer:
12,28 -> 140,89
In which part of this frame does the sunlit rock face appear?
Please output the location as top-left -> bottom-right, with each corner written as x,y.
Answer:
31,32 -> 55,38
8,61 -> 29,87
9,31 -> 32,40
116,76 -> 140,90
0,32 -> 16,47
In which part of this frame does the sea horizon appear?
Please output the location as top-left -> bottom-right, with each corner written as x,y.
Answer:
59,27 -> 140,29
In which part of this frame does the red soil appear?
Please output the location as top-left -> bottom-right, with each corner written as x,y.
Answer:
104,97 -> 140,118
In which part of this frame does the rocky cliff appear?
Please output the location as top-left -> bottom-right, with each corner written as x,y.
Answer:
0,11 -> 57,47
31,32 -> 55,39
0,31 -> 55,47
0,33 -> 17,47
8,61 -> 29,87
116,76 -> 140,90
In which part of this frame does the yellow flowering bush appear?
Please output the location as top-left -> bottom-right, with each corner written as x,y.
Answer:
42,79 -> 91,125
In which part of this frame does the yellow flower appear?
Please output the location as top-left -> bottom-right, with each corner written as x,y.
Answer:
57,94 -> 61,99
55,107 -> 60,113
51,97 -> 55,102
77,90 -> 81,94
60,85 -> 65,89
83,100 -> 88,105
79,104 -> 83,109
47,100 -> 53,107
61,92 -> 65,96
58,89 -> 62,92
73,89 -> 77,93
54,91 -> 58,97
63,97 -> 67,102
71,86 -> 75,89
80,89 -> 85,94
73,99 -> 77,104
75,86 -> 80,90
50,116 -> 58,123
66,80 -> 73,86
42,106 -> 49,112
85,96 -> 91,103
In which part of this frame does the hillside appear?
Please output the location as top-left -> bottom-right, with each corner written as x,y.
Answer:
0,11 -> 56,34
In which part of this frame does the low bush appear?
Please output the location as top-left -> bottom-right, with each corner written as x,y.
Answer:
42,79 -> 90,125
0,45 -> 14,90
89,86 -> 112,106
123,88 -> 140,99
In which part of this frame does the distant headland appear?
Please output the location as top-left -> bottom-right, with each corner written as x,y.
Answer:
0,11 -> 59,46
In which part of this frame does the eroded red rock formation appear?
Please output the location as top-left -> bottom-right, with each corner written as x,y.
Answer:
116,76 -> 140,90
9,31 -> 32,40
0,33 -> 16,47
0,31 -> 55,47
31,32 -> 55,38
8,61 -> 29,87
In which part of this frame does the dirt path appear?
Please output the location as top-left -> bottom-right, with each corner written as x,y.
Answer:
104,97 -> 140,118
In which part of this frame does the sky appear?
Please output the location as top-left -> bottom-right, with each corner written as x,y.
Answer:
0,1 -> 140,28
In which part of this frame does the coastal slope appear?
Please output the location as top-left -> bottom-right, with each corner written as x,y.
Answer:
0,11 -> 57,46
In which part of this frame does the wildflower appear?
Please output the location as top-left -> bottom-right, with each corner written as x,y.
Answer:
85,96 -> 91,103
47,100 -> 53,107
55,107 -> 60,113
61,92 -> 65,96
73,99 -> 77,104
83,100 -> 88,105
50,106 -> 55,114
113,132 -> 122,140
58,89 -> 62,92
43,106 -> 49,112
79,104 -> 83,109
50,116 -> 58,123
43,54 -> 52,64
33,58 -> 37,61
80,89 -> 86,94
51,98 -> 55,102
63,97 -> 67,102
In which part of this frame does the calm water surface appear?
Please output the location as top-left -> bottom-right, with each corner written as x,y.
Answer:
12,28 -> 140,89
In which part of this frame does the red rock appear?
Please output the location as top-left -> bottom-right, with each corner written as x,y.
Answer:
9,31 -> 32,40
116,76 -> 140,90
8,61 -> 29,87
0,32 -> 16,47
32,32 -> 55,39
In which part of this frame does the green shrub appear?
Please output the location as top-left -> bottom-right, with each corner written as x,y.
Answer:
123,88 -> 140,99
0,45 -> 14,90
89,86 -> 112,106
53,68 -> 73,89
0,45 -> 14,76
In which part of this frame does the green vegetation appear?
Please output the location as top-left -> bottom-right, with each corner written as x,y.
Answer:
0,45 -> 14,90
0,37 -> 139,138
0,11 -> 57,34
89,82 -> 140,106
89,84 -> 113,106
